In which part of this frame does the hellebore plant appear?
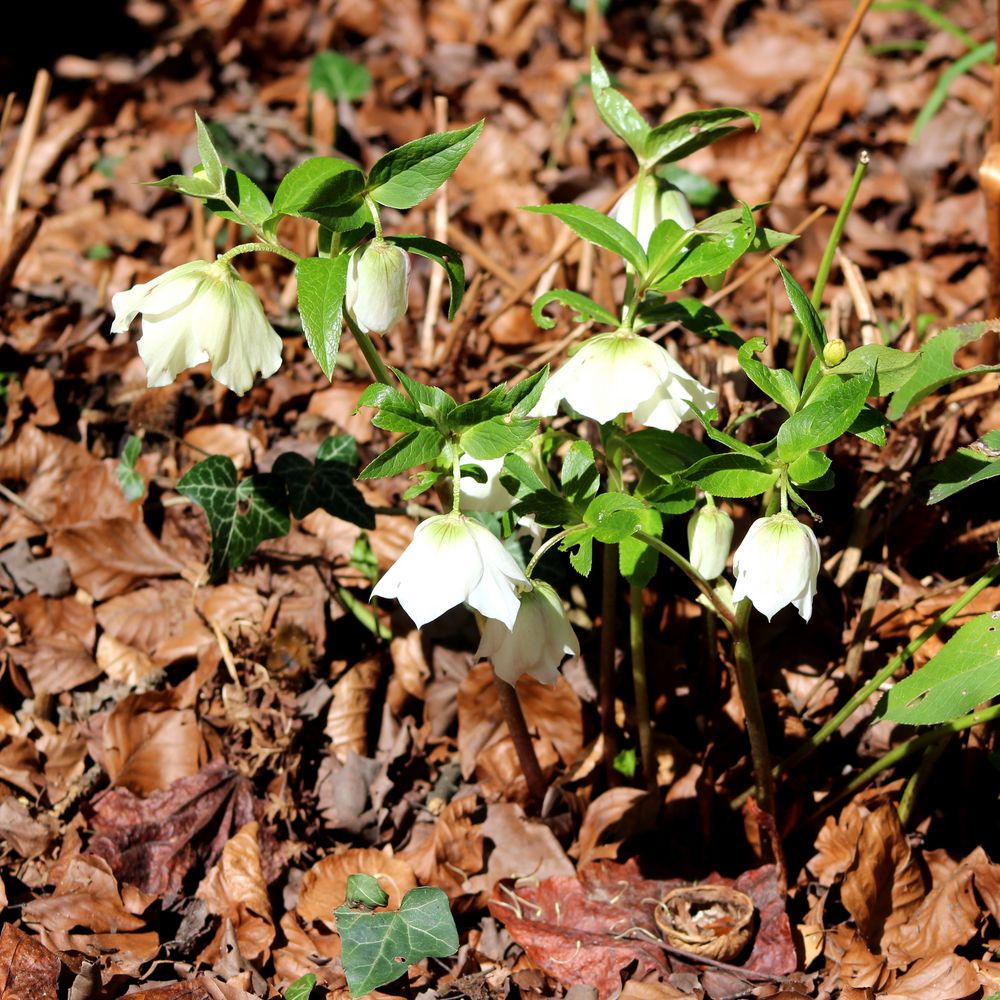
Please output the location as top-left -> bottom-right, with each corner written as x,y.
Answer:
115,49 -> 954,867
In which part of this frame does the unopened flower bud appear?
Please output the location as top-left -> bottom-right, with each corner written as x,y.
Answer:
687,505 -> 734,580
610,175 -> 695,250
346,239 -> 410,334
823,338 -> 847,367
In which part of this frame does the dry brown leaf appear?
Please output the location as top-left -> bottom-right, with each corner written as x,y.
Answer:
0,795 -> 58,858
572,788 -> 656,868
182,425 -> 261,471
0,922 -> 60,1000
878,954 -> 980,1000
51,517 -> 184,599
296,848 -> 417,923
325,656 -> 383,760
196,821 -> 275,964
399,794 -> 484,901
96,633 -> 161,687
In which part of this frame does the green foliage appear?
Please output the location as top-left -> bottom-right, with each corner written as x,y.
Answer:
919,429 -> 1000,504
205,169 -> 272,226
194,112 -> 225,191
887,321 -> 1000,419
775,259 -> 826,358
367,121 -> 484,209
738,336 -> 800,414
117,435 -> 145,502
295,255 -> 349,379
386,235 -> 466,320
524,203 -> 647,273
309,51 -> 372,101
270,157 -> 369,232
178,437 -> 372,580
683,453 -> 778,499
875,611 -> 1000,725
284,974 -> 316,1000
532,289 -> 619,331
335,881 -> 459,997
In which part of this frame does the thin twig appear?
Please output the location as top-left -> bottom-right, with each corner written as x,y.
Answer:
421,95 -> 449,364
1,69 -> 50,254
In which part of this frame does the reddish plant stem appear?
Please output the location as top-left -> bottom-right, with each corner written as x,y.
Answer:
493,674 -> 547,807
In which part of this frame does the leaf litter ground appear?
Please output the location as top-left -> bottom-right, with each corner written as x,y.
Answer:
1,1 -> 1000,998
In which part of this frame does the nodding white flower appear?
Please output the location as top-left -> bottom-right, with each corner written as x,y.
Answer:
687,504 -> 734,581
346,239 -> 411,334
112,259 -> 282,396
732,512 -> 820,621
477,580 -> 579,686
610,175 -> 695,250
371,513 -> 528,629
530,329 -> 717,430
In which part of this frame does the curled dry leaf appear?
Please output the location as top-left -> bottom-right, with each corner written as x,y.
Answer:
196,821 -> 275,964
878,954 -> 981,1000
0,922 -> 61,1000
325,656 -> 383,761
85,759 -> 261,896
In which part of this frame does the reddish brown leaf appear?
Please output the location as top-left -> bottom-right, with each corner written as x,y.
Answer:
0,923 -> 61,1000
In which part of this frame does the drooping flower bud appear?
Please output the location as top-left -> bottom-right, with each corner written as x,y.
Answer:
477,580 -> 579,685
345,239 -> 411,334
371,513 -> 528,629
112,259 -> 283,396
731,512 -> 820,621
823,338 -> 847,367
610,175 -> 695,250
530,329 -> 717,430
687,504 -> 734,580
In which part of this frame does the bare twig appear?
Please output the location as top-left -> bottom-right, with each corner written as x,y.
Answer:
422,95 -> 449,364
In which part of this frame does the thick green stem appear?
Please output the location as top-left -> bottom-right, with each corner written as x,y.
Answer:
524,526 -> 583,579
364,194 -> 384,240
343,311 -> 394,386
733,560 -> 1000,809
629,584 -> 656,792
791,151 -> 869,388
633,530 -> 736,626
599,541 -> 620,785
493,675 -> 548,807
218,241 -> 302,267
897,730 -> 952,828
807,703 -> 1000,823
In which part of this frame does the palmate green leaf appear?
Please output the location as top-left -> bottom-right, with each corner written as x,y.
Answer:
206,169 -> 272,225
523,204 -> 647,273
737,336 -> 800,414
875,610 -> 1000,725
532,288 -> 619,330
178,455 -> 290,581
386,235 -> 465,319
367,121 -> 484,209
335,886 -> 459,998
271,436 -> 374,528
777,364 -> 875,463
920,429 -> 1000,504
643,107 -> 760,168
309,51 -> 372,101
194,113 -> 225,190
359,427 -> 447,479
295,255 -> 349,379
682,453 -> 778,498
589,49 -> 650,160
117,435 -> 145,502
271,157 -> 368,231
887,320 -> 1000,419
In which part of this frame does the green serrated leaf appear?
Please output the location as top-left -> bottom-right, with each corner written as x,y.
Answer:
787,449 -> 831,486
272,157 -> 368,230
459,417 -> 539,461
284,973 -> 317,1000
194,113 -> 225,191
589,50 -> 650,159
887,320 -> 1000,419
524,203 -> 647,274
584,491 -> 645,543
367,121 -> 484,210
737,336 -> 800,414
206,169 -> 272,226
148,172 -> 220,198
561,526 -> 595,576
178,455 -> 290,580
920,429 -> 1000,504
335,886 -> 459,998
777,366 -> 875,463
682,453 -> 778,498
117,435 -> 145,502
625,428 -> 712,477
562,440 -> 600,505
775,259 -> 826,358
875,611 -> 1000,725
532,288 -> 619,331
849,405 -> 889,446
653,203 -> 756,291
309,51 -> 372,101
633,296 -> 742,347
385,234 -> 465,320
295,255 -> 349,379
359,428 -> 447,479
833,344 -> 920,396
643,107 -> 759,168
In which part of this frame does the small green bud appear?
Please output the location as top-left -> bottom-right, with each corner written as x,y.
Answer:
346,239 -> 410,334
823,338 -> 847,367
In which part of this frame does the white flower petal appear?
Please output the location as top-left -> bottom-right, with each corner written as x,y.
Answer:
346,240 -> 411,334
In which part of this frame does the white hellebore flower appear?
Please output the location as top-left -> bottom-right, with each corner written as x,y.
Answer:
610,174 -> 695,250
732,511 -> 821,621
459,455 -> 516,513
112,259 -> 282,396
371,513 -> 528,629
687,504 -> 734,581
530,330 -> 717,431
477,580 -> 579,686
346,239 -> 411,334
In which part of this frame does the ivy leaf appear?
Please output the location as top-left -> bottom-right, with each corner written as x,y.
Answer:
295,255 -> 349,379
335,886 -> 459,998
178,455 -> 290,581
117,435 -> 145,502
367,122 -> 484,210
